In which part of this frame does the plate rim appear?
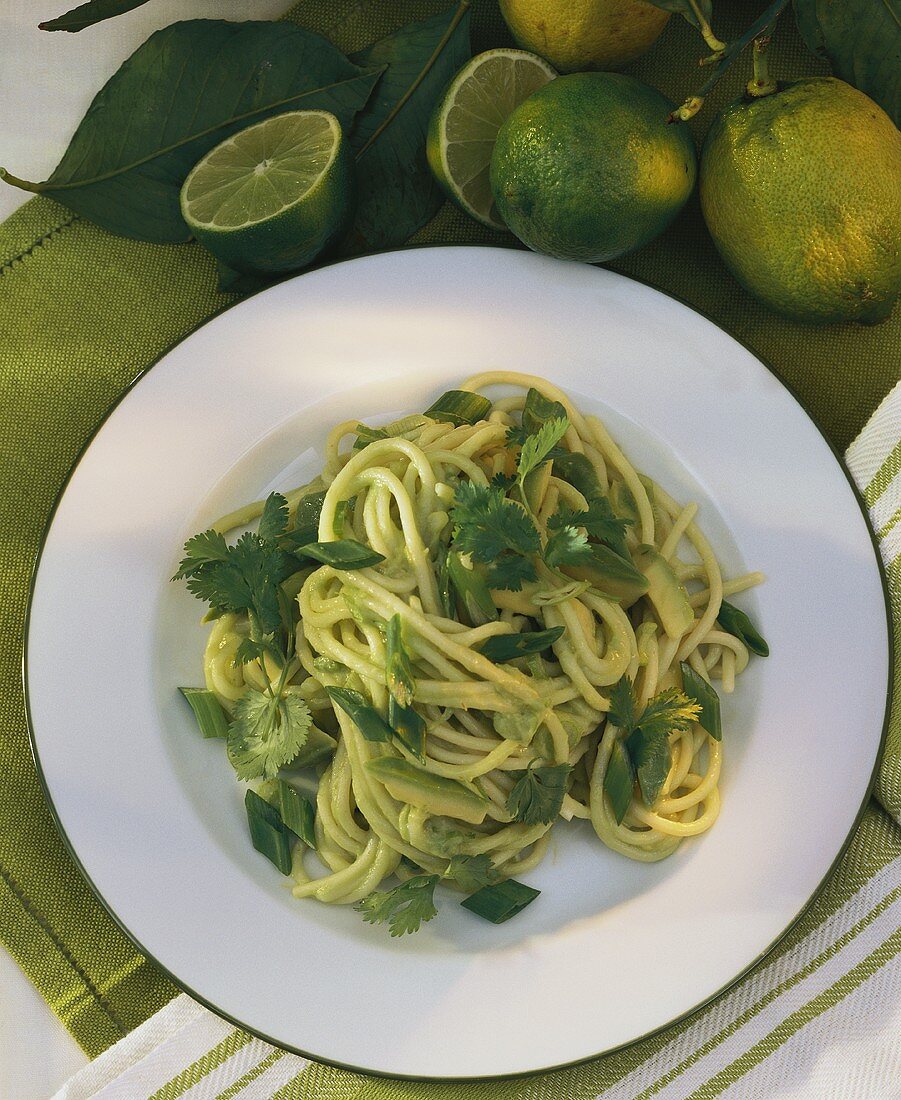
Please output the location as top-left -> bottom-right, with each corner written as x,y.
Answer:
22,244 -> 894,1082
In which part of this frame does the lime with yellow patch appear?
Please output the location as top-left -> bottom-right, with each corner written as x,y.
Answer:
499,0 -> 670,72
701,77 -> 901,324
427,49 -> 557,230
180,110 -> 353,276
490,72 -> 696,263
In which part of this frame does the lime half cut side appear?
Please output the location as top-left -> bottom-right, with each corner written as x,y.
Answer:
427,49 -> 556,230
180,110 -> 353,275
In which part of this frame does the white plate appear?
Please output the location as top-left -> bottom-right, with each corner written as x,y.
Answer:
26,247 -> 889,1079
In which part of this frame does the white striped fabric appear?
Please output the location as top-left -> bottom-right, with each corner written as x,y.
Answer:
53,382 -> 901,1100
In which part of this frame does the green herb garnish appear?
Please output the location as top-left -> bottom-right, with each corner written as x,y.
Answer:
506,763 -> 572,825
294,539 -> 385,570
460,879 -> 540,924
717,600 -> 769,657
245,788 -> 293,875
227,689 -> 312,781
444,854 -> 500,892
326,686 -> 393,743
356,874 -> 439,936
424,389 -> 491,426
178,687 -> 229,739
680,662 -> 722,740
274,779 -> 316,849
603,739 -> 636,824
478,626 -> 565,664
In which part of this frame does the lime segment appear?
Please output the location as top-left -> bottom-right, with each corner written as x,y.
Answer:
427,49 -> 556,230
180,110 -> 352,275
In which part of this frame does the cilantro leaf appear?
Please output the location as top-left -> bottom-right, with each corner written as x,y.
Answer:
258,492 -> 289,541
607,676 -> 636,731
452,482 -> 540,562
484,552 -> 537,592
235,637 -> 285,668
635,688 -> 701,740
355,874 -> 439,936
226,689 -> 312,780
549,498 -> 633,558
173,529 -> 231,576
517,417 -> 570,484
491,472 -> 517,491
506,763 -> 572,825
445,854 -> 501,892
505,424 -> 568,463
544,524 -> 593,569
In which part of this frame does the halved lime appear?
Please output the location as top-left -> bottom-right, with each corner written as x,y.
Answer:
427,49 -> 556,230
180,110 -> 353,275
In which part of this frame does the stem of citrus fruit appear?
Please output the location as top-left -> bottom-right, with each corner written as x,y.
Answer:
687,0 -> 727,53
747,35 -> 778,98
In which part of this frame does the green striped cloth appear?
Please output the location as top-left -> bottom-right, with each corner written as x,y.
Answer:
1,0 -> 899,1095
49,389 -> 901,1099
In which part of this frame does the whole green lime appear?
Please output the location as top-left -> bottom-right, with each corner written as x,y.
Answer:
701,78 -> 901,324
490,73 -> 696,262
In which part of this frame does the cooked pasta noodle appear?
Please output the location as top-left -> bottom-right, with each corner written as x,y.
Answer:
194,373 -> 763,908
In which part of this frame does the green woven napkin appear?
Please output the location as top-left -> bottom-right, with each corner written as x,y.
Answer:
0,0 -> 898,1074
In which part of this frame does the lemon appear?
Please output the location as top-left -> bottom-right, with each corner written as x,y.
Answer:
180,110 -> 353,276
490,72 -> 696,263
701,78 -> 901,324
499,0 -> 670,72
427,49 -> 556,229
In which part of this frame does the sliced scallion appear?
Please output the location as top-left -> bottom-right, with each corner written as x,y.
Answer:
717,600 -> 769,657
326,687 -> 392,743
178,687 -> 229,739
680,662 -> 722,740
446,550 -> 497,625
295,539 -> 385,570
275,779 -> 316,849
625,726 -> 671,807
353,423 -> 389,450
245,788 -> 293,875
386,614 -> 415,707
460,879 -> 540,924
522,387 -> 567,435
478,626 -> 565,664
603,737 -> 635,824
282,490 -> 326,549
424,390 -> 491,426
389,697 -> 426,761
552,451 -> 603,502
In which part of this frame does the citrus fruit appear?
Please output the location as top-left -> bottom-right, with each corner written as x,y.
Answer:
427,49 -> 556,229
180,110 -> 353,276
499,0 -> 670,72
490,72 -> 696,263
700,77 -> 901,324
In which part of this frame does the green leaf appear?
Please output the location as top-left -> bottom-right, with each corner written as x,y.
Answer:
355,874 -> 439,935
543,525 -> 593,569
460,879 -> 540,924
607,676 -> 636,732
794,0 -> 900,124
625,726 -> 672,807
40,0 -> 151,32
245,789 -> 293,875
521,387 -> 567,435
258,492 -> 289,542
717,599 -> 769,657
451,482 -> 540,563
424,389 -> 492,426
173,530 -> 230,577
478,626 -> 565,664
445,549 -> 497,622
234,637 -> 285,669
550,499 -> 632,560
506,764 -> 572,825
517,417 -> 570,485
284,490 -> 327,550
636,687 -> 701,741
679,662 -> 722,740
326,686 -> 393,743
445,854 -> 500,892
484,552 -> 537,593
348,4 -> 472,249
227,689 -> 312,780
1,21 -> 381,242
603,738 -> 635,824
178,687 -> 229,740
295,539 -> 386,570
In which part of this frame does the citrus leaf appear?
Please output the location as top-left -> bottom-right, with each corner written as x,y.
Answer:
39,0 -> 152,32
793,0 -> 900,124
348,3 -> 472,250
1,21 -> 381,242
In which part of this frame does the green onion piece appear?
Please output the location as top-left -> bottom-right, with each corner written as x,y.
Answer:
388,697 -> 426,761
446,550 -> 497,625
717,600 -> 769,657
461,879 -> 540,924
478,626 -> 565,664
625,726 -> 671,807
353,423 -> 389,450
295,539 -> 385,570
522,387 -> 567,435
282,490 -> 326,549
603,737 -> 635,824
552,451 -> 603,502
424,390 -> 492,426
680,662 -> 722,740
386,614 -> 415,707
178,687 -> 229,739
436,544 -> 455,619
326,687 -> 392,742
275,780 -> 316,848
333,499 -> 351,538
245,789 -> 293,875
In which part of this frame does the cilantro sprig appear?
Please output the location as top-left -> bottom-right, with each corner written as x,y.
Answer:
355,874 -> 439,936
506,763 -> 572,825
